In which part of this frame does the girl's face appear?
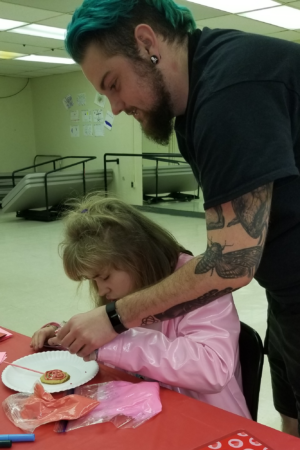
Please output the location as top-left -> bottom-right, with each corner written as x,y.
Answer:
91,267 -> 136,301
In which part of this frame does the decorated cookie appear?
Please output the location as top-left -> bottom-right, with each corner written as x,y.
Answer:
40,369 -> 70,384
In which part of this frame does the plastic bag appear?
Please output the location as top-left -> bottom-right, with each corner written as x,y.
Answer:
2,381 -> 100,432
55,380 -> 162,432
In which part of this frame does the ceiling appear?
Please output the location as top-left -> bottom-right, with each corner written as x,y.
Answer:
0,0 -> 300,78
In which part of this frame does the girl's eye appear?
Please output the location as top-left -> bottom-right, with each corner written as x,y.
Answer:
103,275 -> 109,281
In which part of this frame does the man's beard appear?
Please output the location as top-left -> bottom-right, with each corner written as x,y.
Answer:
133,59 -> 174,146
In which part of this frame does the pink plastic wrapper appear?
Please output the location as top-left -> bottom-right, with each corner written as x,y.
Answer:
2,381 -> 100,432
55,380 -> 162,432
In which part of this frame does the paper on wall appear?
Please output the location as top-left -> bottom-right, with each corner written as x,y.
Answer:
77,93 -> 86,106
70,125 -> 80,137
70,110 -> 79,121
94,92 -> 106,108
93,109 -> 104,122
82,110 -> 92,122
63,94 -> 73,110
83,124 -> 93,136
104,111 -> 115,130
94,123 -> 104,137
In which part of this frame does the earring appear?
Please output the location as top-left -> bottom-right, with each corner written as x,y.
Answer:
150,55 -> 159,65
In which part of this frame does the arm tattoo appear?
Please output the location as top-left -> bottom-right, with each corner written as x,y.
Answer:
141,287 -> 233,325
206,205 -> 225,230
199,185 -> 271,279
228,184 -> 272,243
195,240 -> 262,278
140,186 -> 271,326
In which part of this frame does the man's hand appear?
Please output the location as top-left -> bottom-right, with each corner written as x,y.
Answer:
48,306 -> 118,358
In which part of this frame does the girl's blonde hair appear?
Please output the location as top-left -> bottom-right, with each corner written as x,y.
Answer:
60,192 -> 191,306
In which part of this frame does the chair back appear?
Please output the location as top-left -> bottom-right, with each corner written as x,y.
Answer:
239,321 -> 264,421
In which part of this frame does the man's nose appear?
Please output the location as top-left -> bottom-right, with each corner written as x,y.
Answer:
110,96 -> 125,115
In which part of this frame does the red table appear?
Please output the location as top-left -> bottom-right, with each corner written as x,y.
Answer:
1,328 -> 299,450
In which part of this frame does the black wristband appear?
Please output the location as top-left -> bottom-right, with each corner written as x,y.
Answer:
106,301 -> 128,334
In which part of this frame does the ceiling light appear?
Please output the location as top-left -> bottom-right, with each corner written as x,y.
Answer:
0,51 -> 26,59
240,5 -> 300,29
16,55 -> 75,64
0,18 -> 27,31
186,0 -> 280,14
9,24 -> 66,40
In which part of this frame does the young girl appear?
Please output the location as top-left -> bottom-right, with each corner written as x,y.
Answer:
31,193 -> 251,419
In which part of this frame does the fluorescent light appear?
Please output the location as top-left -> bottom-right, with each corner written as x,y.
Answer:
16,55 -> 75,64
240,5 -> 300,29
9,24 -> 66,40
186,0 -> 280,14
0,51 -> 26,59
0,18 -> 27,31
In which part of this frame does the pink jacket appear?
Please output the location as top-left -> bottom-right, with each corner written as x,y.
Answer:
97,254 -> 251,419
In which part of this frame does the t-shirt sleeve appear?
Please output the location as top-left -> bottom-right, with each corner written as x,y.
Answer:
192,81 -> 299,209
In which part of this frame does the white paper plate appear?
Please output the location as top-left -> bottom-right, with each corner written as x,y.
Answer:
1,351 -> 99,393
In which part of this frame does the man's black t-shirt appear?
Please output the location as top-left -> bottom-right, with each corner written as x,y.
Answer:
175,28 -> 300,306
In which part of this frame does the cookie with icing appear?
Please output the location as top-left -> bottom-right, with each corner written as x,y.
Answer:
40,369 -> 70,384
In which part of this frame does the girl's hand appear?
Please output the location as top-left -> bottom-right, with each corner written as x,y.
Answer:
83,350 -> 98,362
30,325 -> 57,351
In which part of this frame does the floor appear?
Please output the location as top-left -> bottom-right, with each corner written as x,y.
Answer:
0,207 -> 282,433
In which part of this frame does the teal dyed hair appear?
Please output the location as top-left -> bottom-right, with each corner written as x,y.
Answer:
65,0 -> 196,63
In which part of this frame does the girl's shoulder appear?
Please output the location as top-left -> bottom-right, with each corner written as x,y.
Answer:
175,253 -> 194,271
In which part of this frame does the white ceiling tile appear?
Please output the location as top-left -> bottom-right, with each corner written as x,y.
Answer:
36,48 -> 70,58
0,2 -> 62,22
1,0 -> 81,14
186,0 -> 281,14
0,58 -> 61,69
241,5 -> 300,29
16,72 -> 45,77
196,13 -> 285,34
176,1 -> 228,21
35,14 -> 73,28
0,66 -> 23,75
21,64 -> 81,78
18,70 -> 55,77
267,29 -> 300,39
287,0 -> 300,8
37,64 -> 81,73
0,41 -> 48,53
0,31 -> 64,48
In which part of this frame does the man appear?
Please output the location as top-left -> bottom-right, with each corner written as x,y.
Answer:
51,0 -> 300,436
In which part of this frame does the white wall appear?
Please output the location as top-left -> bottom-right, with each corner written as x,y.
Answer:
0,76 -> 36,173
31,71 -> 143,205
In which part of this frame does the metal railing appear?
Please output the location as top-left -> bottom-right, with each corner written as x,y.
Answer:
104,152 -> 198,201
33,154 -> 62,171
12,156 -> 96,217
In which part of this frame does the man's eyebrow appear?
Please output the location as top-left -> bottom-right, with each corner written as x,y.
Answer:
100,71 -> 110,90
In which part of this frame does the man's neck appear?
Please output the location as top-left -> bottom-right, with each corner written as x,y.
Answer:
159,36 -> 189,117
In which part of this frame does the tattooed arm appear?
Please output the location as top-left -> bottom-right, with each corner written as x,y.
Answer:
53,184 -> 272,357
120,183 -> 273,325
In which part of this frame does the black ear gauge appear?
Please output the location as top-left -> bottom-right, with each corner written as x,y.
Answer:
150,55 -> 159,64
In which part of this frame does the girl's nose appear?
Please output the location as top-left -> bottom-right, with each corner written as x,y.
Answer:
95,278 -> 109,296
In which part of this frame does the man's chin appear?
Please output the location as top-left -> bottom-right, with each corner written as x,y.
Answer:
141,124 -> 172,146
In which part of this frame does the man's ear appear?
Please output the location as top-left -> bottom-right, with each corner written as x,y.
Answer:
134,24 -> 159,58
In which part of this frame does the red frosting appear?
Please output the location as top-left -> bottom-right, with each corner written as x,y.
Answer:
44,369 -> 66,380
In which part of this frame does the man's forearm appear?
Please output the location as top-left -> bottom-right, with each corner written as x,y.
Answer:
117,256 -> 247,328
117,185 -> 272,328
